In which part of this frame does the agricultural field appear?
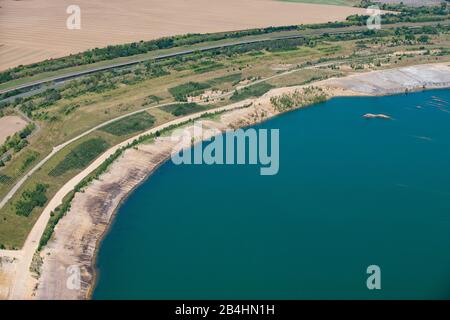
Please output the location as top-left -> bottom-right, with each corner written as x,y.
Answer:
0,0 -> 367,71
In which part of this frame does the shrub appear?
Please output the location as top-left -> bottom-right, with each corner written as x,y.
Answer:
169,82 -> 211,101
100,112 -> 156,136
49,138 -> 109,177
161,102 -> 210,116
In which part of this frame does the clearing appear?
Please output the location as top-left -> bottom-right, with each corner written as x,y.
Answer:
0,116 -> 28,145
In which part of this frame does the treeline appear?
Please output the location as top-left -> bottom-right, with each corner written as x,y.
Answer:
161,102 -> 210,116
38,113 -> 211,250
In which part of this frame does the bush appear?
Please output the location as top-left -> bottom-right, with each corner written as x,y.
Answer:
161,102 -> 210,116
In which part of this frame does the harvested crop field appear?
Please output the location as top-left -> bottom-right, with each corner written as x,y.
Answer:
0,0 -> 367,71
0,116 -> 28,145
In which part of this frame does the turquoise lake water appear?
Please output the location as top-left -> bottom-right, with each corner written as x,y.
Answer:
93,89 -> 450,299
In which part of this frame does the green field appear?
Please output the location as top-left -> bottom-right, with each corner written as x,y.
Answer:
0,6 -> 448,248
100,112 -> 156,136
169,82 -> 212,101
48,138 -> 109,177
279,0 -> 359,6
230,83 -> 275,102
161,103 -> 211,116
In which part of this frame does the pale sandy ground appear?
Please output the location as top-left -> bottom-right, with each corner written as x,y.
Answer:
0,116 -> 28,145
0,0 -> 367,71
1,62 -> 450,299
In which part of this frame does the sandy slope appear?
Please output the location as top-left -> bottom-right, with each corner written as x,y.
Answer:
0,0 -> 367,71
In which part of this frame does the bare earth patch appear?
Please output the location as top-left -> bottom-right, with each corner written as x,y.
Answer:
0,116 -> 28,145
0,0 -> 367,71
320,63 -> 450,95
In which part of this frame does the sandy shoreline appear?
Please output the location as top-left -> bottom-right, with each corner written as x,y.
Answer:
1,62 -> 450,299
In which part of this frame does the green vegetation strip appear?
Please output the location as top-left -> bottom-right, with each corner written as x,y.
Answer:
100,112 -> 156,136
161,103 -> 211,116
19,150 -> 40,173
38,107 -> 237,250
207,73 -> 242,86
0,123 -> 36,158
48,138 -> 109,177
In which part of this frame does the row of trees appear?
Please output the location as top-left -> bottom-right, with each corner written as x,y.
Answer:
3,2 -> 447,85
